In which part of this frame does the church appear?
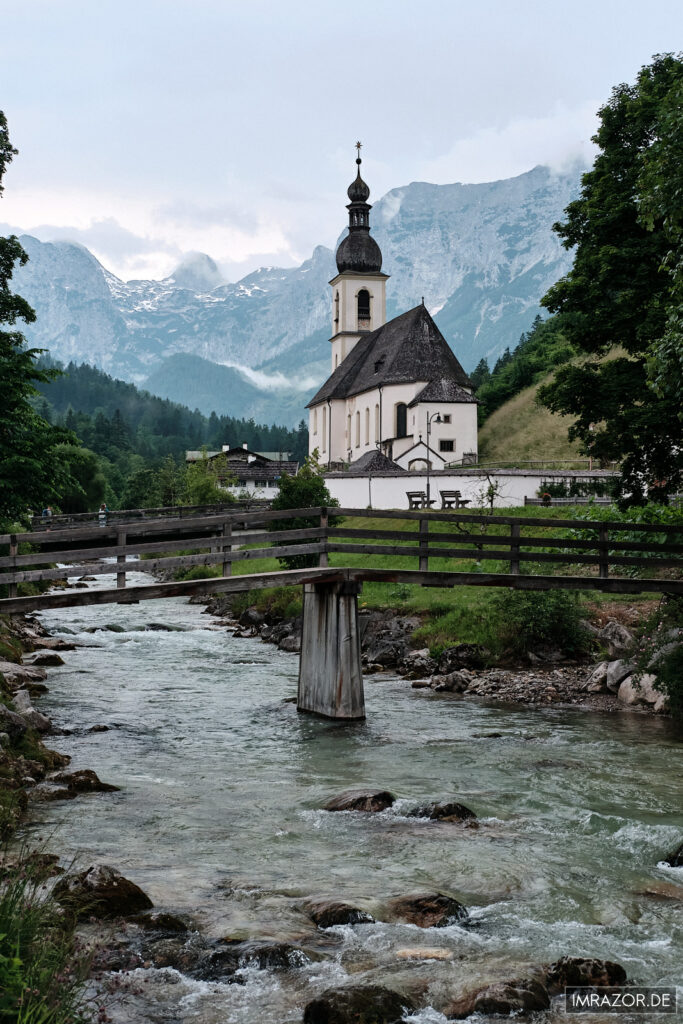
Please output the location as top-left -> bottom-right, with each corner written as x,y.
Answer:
307,148 -> 478,471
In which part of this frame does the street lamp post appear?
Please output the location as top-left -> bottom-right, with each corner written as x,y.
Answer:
425,411 -> 442,507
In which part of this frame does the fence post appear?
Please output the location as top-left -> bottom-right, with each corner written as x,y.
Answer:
319,508 -> 329,568
510,523 -> 520,575
8,534 -> 17,599
419,517 -> 429,572
222,520 -> 232,577
116,530 -> 127,589
598,525 -> 609,580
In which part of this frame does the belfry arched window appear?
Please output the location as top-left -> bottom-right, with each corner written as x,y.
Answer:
334,291 -> 339,325
357,288 -> 370,328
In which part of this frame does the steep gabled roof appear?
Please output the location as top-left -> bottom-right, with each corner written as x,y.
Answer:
347,450 -> 405,474
409,377 -> 477,406
307,304 -> 472,407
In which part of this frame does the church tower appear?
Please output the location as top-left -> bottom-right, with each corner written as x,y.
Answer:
329,144 -> 389,371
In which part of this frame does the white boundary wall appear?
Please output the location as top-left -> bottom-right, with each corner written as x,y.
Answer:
324,470 -> 618,510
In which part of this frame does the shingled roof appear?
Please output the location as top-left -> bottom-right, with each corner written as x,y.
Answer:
347,450 -> 405,474
307,304 -> 473,407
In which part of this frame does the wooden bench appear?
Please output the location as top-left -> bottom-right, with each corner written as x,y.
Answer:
439,490 -> 471,509
406,491 -> 427,509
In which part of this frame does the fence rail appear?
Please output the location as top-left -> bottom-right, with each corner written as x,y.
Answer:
1,505 -> 682,608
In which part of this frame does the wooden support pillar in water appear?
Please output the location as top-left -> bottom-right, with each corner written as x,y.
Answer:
297,580 -> 365,720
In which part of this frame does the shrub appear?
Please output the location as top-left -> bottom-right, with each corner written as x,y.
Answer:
633,595 -> 683,717
488,588 -> 591,658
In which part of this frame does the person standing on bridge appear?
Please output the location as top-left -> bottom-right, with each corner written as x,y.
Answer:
98,502 -> 108,527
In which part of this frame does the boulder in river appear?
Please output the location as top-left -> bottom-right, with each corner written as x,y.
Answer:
473,978 -> 550,1016
51,769 -> 120,793
387,892 -> 468,928
54,863 -> 153,919
663,840 -> 683,867
324,788 -> 395,813
23,650 -> 66,667
307,899 -> 374,928
409,801 -> 476,822
544,956 -> 627,994
239,607 -> 264,628
304,984 -> 415,1024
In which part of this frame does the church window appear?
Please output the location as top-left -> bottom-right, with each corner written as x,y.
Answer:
355,411 -> 360,447
396,403 -> 407,438
439,439 -> 454,452
365,407 -> 370,445
442,414 -> 452,424
322,409 -> 327,451
347,413 -> 351,441
374,403 -> 380,441
313,408 -> 318,435
357,289 -> 371,328
335,354 -> 339,368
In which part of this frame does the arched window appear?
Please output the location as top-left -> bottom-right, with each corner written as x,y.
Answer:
347,414 -> 351,443
365,407 -> 370,445
322,408 -> 327,451
355,411 -> 361,447
334,291 -> 339,325
396,402 -> 407,438
375,403 -> 380,441
313,408 -> 318,435
357,288 -> 370,328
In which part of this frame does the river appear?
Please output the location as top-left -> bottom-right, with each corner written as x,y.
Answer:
27,570 -> 682,1022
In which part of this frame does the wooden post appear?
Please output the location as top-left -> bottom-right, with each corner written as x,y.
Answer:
8,535 -> 17,599
510,523 -> 520,575
599,525 -> 609,580
222,520 -> 232,577
116,530 -> 127,589
298,580 -> 365,719
419,517 -> 429,571
319,508 -> 329,568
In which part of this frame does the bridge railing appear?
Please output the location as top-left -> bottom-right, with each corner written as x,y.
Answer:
1,506 -> 682,600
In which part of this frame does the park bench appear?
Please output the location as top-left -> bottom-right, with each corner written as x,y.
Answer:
406,491 -> 427,509
439,489 -> 471,509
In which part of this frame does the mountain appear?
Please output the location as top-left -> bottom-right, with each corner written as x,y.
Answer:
12,164 -> 582,423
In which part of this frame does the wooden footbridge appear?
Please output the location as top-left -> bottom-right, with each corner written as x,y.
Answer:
2,506 -> 681,719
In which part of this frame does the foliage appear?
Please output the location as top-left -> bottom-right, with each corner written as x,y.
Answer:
567,502 -> 683,560
487,589 -> 592,658
474,314 -> 575,424
0,112 -> 79,527
184,451 -> 235,506
538,54 -> 683,504
0,851 -> 92,1023
268,450 -> 340,569
632,596 -> 683,717
539,478 -> 618,499
51,445 -> 106,513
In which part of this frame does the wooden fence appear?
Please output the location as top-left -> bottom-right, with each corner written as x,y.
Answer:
1,506 -> 682,604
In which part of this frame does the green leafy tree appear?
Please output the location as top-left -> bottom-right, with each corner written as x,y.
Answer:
538,54 -> 683,503
52,444 -> 107,513
183,451 -> 235,506
0,112 -> 75,525
268,450 -> 339,569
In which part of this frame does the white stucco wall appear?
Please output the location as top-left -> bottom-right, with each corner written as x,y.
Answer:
324,470 -> 618,510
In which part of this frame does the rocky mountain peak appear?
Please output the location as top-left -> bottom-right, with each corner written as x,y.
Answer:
166,252 -> 225,293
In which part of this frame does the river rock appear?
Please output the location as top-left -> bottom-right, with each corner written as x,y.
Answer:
30,637 -> 76,651
399,648 -> 438,678
544,956 -> 627,994
473,978 -> 550,1015
387,892 -> 468,928
0,732 -> 9,748
54,863 -> 153,919
237,940 -> 309,970
307,899 -> 374,928
409,801 -> 476,822
585,661 -> 609,692
635,880 -> 683,901
132,910 -> 192,932
432,671 -> 470,693
618,674 -> 659,706
239,608 -> 264,628
396,946 -> 453,960
364,639 -> 405,667
304,985 -> 415,1024
664,840 -> 683,867
279,634 -> 301,652
438,643 -> 487,673
324,788 -> 395,813
51,769 -> 120,792
599,620 -> 633,659
11,692 -> 52,733
0,662 -> 48,686
606,659 -> 635,692
0,703 -> 29,739
22,651 -> 65,667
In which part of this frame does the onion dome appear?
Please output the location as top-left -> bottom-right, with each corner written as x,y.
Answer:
335,143 -> 383,274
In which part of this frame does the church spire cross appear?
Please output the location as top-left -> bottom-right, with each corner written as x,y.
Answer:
355,140 -> 362,163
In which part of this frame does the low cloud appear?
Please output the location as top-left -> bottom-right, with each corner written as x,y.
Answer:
217,360 -> 320,391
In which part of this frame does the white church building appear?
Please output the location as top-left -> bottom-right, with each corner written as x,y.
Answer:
307,150 -> 478,472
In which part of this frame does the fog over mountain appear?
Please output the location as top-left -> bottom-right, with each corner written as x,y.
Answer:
13,164 -> 581,425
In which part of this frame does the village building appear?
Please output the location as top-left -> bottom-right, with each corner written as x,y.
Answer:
185,444 -> 298,498
307,148 -> 478,470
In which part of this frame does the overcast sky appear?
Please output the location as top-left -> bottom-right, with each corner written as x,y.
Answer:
0,0 -> 681,282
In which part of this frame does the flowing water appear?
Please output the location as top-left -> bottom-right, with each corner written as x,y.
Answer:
28,570 -> 683,1022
